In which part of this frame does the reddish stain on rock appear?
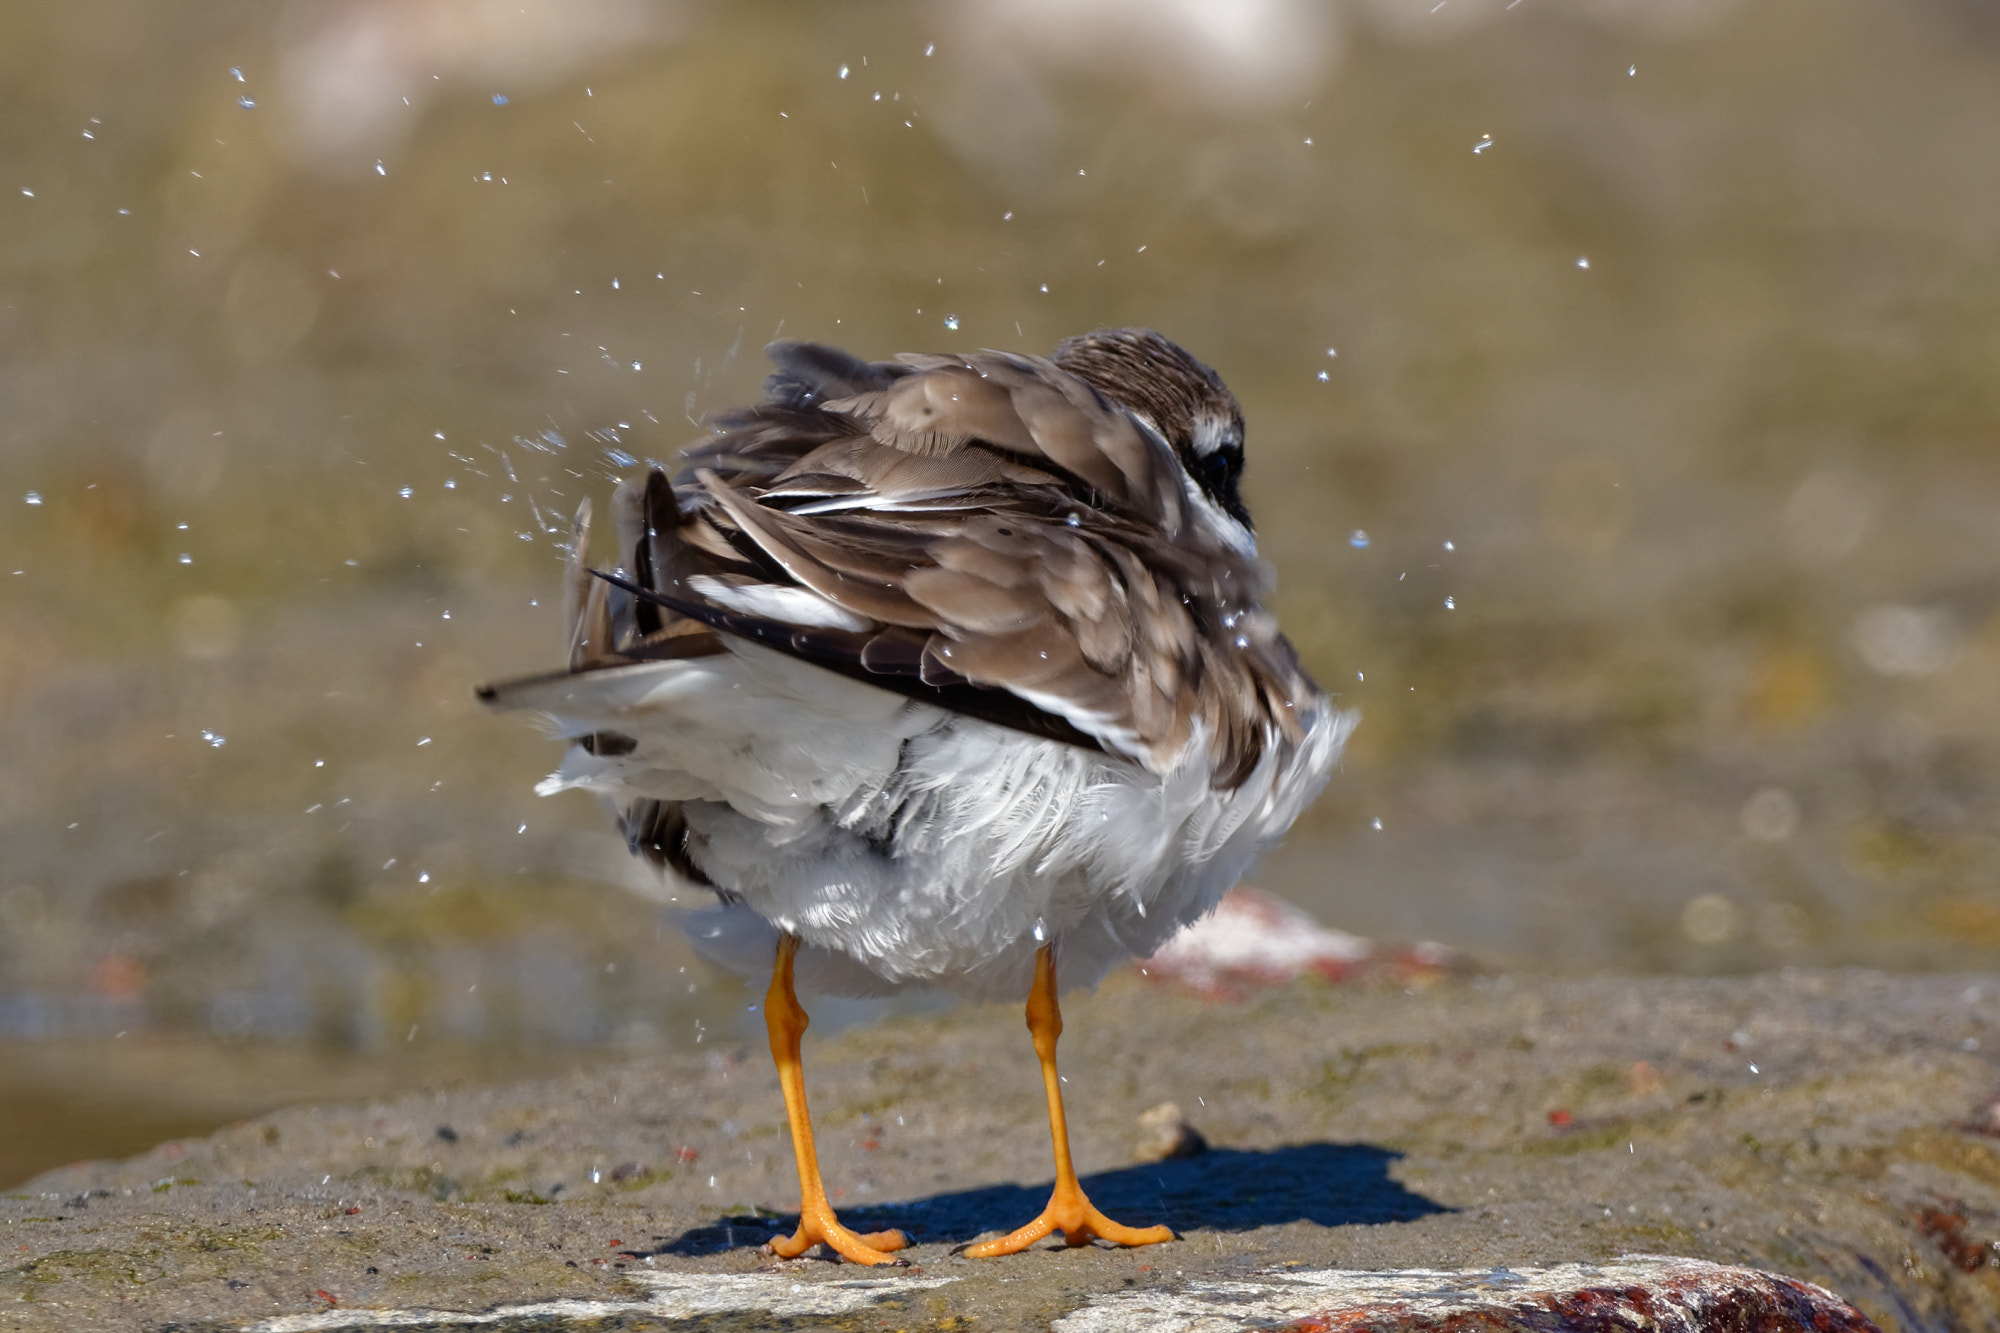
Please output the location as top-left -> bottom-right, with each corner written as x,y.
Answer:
1910,1196 -> 1993,1274
1138,886 -> 1455,998
1260,1259 -> 1882,1333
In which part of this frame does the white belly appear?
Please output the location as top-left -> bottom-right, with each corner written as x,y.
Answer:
520,642 -> 1352,999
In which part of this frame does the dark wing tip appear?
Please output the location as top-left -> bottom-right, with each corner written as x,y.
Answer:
762,340 -> 908,409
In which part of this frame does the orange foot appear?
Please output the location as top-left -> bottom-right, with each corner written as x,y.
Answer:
963,1179 -> 1174,1257
766,1201 -> 907,1266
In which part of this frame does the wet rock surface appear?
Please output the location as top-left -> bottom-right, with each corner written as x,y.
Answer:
5,970 -> 1999,1331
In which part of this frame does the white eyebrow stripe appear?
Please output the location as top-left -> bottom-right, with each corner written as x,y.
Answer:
1191,412 -> 1235,457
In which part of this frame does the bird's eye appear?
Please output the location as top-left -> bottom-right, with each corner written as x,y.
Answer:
1195,446 -> 1241,497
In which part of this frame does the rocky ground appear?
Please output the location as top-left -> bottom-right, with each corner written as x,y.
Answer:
6,970 -> 2000,1331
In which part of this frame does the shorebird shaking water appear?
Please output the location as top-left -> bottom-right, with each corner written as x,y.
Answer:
479,328 -> 1353,1263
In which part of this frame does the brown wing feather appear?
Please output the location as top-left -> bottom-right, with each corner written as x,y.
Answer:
691,469 -> 939,628
825,352 -> 1175,514
831,365 -> 1038,459
903,567 -> 1047,635
969,352 -> 1182,527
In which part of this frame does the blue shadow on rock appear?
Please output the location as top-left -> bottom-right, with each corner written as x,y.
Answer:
661,1141 -> 1448,1256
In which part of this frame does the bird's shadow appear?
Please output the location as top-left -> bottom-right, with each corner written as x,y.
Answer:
659,1141 -> 1449,1256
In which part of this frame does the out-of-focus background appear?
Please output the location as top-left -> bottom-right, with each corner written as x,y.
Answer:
3,0 -> 1998,1187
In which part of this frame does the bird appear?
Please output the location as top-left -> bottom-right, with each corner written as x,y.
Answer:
478,328 -> 1353,1264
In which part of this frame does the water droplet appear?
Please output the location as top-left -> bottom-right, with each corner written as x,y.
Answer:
1371,817 -> 1383,831
518,823 -> 528,835
1039,283 -> 1049,293
631,361 -> 642,371
229,67 -> 245,82
1443,540 -> 1455,551
1317,370 -> 1330,382
1234,636 -> 1249,649
444,478 -> 457,489
1003,211 -> 1013,221
925,44 -> 934,56
374,161 -> 387,176
838,64 -> 849,79
944,314 -> 959,330
1628,64 -> 1637,76
591,1168 -> 601,1184
237,96 -> 256,109
200,729 -> 226,748
1326,347 -> 1338,357
417,737 -> 432,747
418,872 -> 431,884
1032,918 -> 1047,943
23,492 -> 42,506
178,553 -> 192,565
604,447 -> 637,468
1444,596 -> 1456,610
1576,256 -> 1590,269
492,93 -> 509,105
1472,136 -> 1493,154
398,486 -> 413,498
1348,530 -> 1369,548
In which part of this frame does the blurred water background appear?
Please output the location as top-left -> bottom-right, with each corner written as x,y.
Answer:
3,0 -> 1999,1187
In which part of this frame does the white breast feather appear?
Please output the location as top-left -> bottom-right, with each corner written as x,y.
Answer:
528,638 -> 1353,999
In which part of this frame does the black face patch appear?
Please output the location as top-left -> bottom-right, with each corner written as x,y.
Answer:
1193,441 -> 1252,531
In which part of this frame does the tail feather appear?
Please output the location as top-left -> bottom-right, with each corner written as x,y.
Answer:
561,499 -> 615,669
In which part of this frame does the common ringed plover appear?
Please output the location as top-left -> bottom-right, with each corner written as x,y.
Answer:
479,328 -> 1353,1262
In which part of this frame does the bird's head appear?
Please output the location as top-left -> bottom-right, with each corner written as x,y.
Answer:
1051,327 -> 1252,538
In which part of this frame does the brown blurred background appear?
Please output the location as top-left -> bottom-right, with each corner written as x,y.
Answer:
3,0 -> 1998,1187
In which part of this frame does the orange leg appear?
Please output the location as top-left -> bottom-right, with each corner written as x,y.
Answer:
763,934 -> 907,1265
964,944 -> 1176,1256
